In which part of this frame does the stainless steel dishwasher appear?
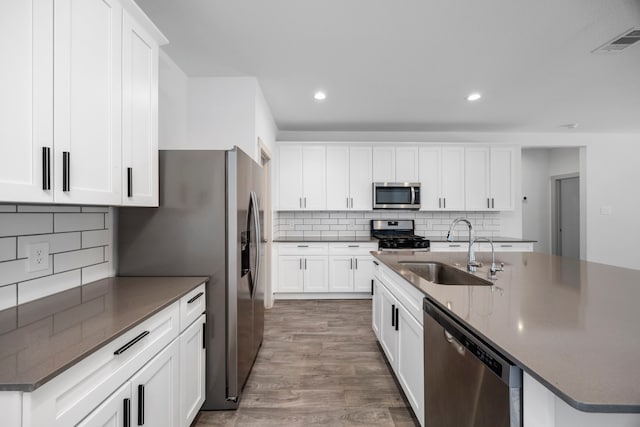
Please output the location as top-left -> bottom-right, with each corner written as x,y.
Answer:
423,298 -> 522,427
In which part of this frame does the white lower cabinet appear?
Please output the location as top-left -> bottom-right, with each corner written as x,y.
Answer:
180,315 -> 206,427
131,339 -> 180,427
77,382 -> 132,427
374,264 -> 424,426
9,283 -> 207,427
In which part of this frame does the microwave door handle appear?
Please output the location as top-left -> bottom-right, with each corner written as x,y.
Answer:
410,186 -> 415,205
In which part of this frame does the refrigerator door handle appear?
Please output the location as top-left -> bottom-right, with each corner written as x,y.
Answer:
250,191 -> 261,299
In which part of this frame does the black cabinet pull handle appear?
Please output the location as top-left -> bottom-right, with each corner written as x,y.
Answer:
492,198 -> 495,208
391,304 -> 395,327
124,398 -> 131,427
187,292 -> 204,304
127,167 -> 133,197
395,307 -> 399,331
350,258 -> 353,270
371,279 -> 374,296
355,258 -> 358,269
373,260 -> 379,266
202,322 -> 206,349
138,384 -> 145,425
42,147 -> 51,190
114,331 -> 149,355
62,151 -> 70,192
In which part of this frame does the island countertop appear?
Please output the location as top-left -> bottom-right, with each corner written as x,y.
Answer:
371,250 -> 640,413
0,276 -> 208,392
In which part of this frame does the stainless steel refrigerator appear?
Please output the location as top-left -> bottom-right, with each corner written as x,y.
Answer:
117,147 -> 264,410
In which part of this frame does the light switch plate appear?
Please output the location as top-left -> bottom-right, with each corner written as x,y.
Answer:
600,206 -> 613,215
27,242 -> 49,272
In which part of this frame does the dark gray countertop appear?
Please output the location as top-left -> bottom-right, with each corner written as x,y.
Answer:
372,251 -> 640,413
0,276 -> 207,392
273,236 -> 377,242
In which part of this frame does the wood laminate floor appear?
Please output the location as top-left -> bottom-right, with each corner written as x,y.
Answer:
195,300 -> 418,427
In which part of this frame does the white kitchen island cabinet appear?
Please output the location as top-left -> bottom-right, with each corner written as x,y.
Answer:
0,0 -> 165,206
278,145 -> 326,210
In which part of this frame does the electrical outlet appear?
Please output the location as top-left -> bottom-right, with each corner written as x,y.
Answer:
289,221 -> 295,229
27,242 -> 49,272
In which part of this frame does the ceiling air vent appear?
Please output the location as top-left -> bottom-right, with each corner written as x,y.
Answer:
592,28 -> 640,53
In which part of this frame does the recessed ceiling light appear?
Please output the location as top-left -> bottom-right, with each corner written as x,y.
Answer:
314,91 -> 326,101
466,93 -> 482,101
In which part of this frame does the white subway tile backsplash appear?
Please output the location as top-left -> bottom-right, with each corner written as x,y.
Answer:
82,262 -> 111,285
0,285 -> 16,310
17,232 -> 81,258
18,270 -> 81,304
82,230 -> 109,248
18,205 -> 81,213
0,238 -> 16,262
54,247 -> 104,274
0,256 -> 54,287
54,213 -> 104,232
0,205 -> 17,213
0,213 -> 53,237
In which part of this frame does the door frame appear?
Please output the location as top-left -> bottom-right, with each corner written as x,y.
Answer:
551,173 -> 579,257
258,139 -> 274,308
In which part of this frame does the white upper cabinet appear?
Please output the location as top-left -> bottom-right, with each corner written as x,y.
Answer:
0,0 -> 164,206
326,146 -> 372,210
395,147 -> 419,182
465,146 -> 516,211
121,10 -> 159,206
373,146 -> 418,182
54,0 -> 123,205
278,145 -> 326,210
419,146 -> 465,211
0,0 -> 53,203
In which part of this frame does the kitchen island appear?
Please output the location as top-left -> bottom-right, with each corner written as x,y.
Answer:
372,250 -> 640,425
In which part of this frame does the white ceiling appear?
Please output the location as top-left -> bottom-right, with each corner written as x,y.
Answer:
136,0 -> 640,133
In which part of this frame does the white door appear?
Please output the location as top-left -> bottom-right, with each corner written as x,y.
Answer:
395,147 -> 419,182
379,286 -> 399,368
77,382 -> 132,427
464,146 -> 491,210
353,256 -> 375,292
302,146 -> 326,210
441,146 -> 465,210
349,146 -> 373,210
490,147 -> 515,210
121,11 -> 158,206
0,0 -> 53,203
326,146 -> 350,210
372,279 -> 382,339
396,306 -> 424,425
303,256 -> 329,292
180,314 -> 206,427
131,339 -> 180,427
329,256 -> 354,292
419,147 -> 442,210
54,0 -> 122,205
277,256 -> 304,292
278,146 -> 303,210
372,147 -> 395,182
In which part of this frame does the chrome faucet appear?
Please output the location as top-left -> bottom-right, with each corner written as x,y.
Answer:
470,237 -> 505,279
446,217 -> 480,272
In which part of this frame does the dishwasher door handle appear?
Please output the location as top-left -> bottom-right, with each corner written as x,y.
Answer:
444,330 -> 466,355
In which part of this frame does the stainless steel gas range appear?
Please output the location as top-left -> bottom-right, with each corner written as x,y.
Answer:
371,220 -> 430,252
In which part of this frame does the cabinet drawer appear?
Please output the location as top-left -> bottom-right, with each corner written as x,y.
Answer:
27,302 -> 180,427
180,283 -> 206,332
430,242 -> 467,252
329,242 -> 378,255
379,265 -> 424,326
278,242 -> 328,255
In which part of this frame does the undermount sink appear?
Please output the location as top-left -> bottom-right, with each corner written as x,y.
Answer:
398,261 -> 493,286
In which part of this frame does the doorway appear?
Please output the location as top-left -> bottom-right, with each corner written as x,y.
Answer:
552,175 -> 580,258
258,139 -> 274,308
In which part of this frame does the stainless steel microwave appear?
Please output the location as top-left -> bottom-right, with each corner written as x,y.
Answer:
372,182 -> 421,210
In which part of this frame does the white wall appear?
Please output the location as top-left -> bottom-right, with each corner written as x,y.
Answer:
522,149 -> 551,253
549,147 -> 579,177
254,83 -> 277,157
158,51 -> 188,149
279,131 -> 640,270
